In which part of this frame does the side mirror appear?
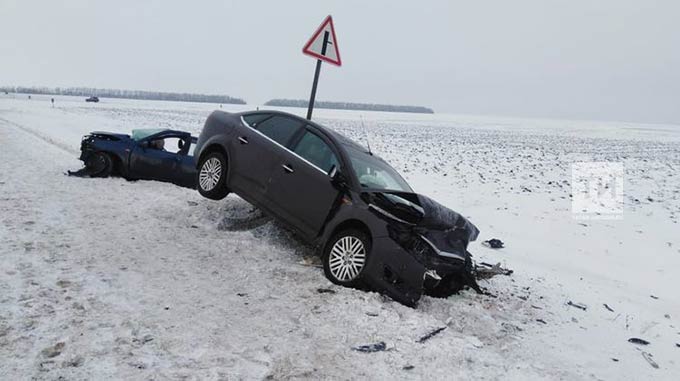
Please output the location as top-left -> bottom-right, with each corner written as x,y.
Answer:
328,165 -> 338,179
328,165 -> 346,188
178,140 -> 185,149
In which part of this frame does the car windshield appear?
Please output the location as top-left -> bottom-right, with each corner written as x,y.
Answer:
347,148 -> 412,192
131,129 -> 166,141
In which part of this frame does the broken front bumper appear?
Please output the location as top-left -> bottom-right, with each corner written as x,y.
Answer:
360,231 -> 474,307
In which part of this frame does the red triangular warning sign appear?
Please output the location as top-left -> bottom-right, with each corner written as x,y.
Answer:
302,15 -> 342,66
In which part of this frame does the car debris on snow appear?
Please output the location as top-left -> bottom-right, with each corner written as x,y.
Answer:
567,301 -> 587,311
402,365 -> 415,370
482,238 -> 505,249
641,351 -> 659,369
316,288 -> 336,294
603,303 -> 615,312
416,327 -> 447,343
628,338 -> 650,345
475,262 -> 513,279
41,342 -> 65,358
351,342 -> 387,353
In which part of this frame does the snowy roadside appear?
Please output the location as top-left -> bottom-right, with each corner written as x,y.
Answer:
1,97 -> 679,380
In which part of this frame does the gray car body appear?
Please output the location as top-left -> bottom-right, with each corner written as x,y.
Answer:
194,110 -> 479,306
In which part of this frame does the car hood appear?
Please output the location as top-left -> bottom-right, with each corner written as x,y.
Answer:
89,131 -> 130,140
367,191 -> 480,243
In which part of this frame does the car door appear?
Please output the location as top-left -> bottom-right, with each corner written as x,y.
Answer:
129,132 -> 187,182
228,113 -> 305,205
175,136 -> 198,188
267,128 -> 342,239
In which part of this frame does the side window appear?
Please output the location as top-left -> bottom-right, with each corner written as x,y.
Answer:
242,113 -> 272,127
148,136 -> 186,154
293,131 -> 339,173
254,116 -> 304,146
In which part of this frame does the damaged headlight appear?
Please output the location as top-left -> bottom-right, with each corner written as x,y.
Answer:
418,234 -> 466,262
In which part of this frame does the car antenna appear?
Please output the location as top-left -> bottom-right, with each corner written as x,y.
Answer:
360,115 -> 373,155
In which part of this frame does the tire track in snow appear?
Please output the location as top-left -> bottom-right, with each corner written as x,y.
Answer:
0,116 -> 78,156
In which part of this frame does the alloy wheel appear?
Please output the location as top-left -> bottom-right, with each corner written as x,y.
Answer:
328,236 -> 366,282
199,157 -> 222,191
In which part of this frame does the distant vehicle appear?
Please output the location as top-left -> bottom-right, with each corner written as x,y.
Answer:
85,96 -> 99,103
73,129 -> 197,188
194,110 -> 481,306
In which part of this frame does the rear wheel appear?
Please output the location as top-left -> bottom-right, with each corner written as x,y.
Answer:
197,151 -> 230,200
323,229 -> 371,288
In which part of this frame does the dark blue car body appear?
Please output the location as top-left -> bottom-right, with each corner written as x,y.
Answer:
78,129 -> 197,188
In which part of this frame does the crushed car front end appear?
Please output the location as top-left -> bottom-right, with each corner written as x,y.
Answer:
78,132 -> 129,162
321,190 -> 481,307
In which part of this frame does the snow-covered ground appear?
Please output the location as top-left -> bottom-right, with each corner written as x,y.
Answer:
1,94 -> 679,380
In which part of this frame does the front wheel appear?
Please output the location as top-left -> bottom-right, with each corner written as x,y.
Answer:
87,151 -> 113,178
197,151 -> 230,200
323,229 -> 371,288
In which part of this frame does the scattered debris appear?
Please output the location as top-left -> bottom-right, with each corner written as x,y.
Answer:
482,238 -> 504,249
611,358 -> 619,362
352,342 -> 387,353
41,342 -> 65,358
675,343 -> 679,348
536,319 -> 547,324
236,293 -> 247,297
476,262 -> 513,279
665,314 -> 671,319
641,351 -> 659,369
365,311 -> 379,317
650,295 -> 659,300
187,201 -> 198,206
628,338 -> 650,346
567,301 -> 587,311
132,334 -> 154,345
316,288 -> 336,294
403,365 -> 415,370
531,305 -> 543,310
417,327 -> 447,343
64,356 -> 84,368
603,303 -> 614,312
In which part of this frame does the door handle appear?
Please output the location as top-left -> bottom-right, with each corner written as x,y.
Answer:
238,136 -> 248,145
282,164 -> 294,173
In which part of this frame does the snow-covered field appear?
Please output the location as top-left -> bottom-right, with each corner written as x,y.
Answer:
1,94 -> 679,380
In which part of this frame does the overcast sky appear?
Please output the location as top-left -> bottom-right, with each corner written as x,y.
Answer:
1,0 -> 678,124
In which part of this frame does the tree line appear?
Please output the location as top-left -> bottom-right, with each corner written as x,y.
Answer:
0,86 -> 246,105
264,99 -> 434,114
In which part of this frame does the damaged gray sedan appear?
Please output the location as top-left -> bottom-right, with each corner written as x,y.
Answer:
194,110 -> 481,306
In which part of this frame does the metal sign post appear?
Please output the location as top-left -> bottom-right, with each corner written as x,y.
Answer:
302,16 -> 342,120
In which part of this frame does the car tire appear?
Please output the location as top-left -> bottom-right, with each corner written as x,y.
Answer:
323,229 -> 371,288
87,152 -> 113,178
197,151 -> 230,200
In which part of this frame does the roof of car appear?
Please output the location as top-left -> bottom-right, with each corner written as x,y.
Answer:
239,109 -> 369,153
